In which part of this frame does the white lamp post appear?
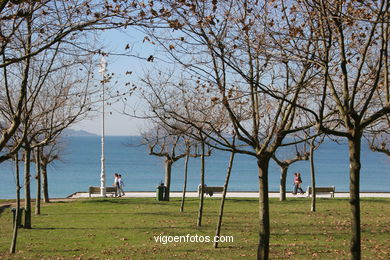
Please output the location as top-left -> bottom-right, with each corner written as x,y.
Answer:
99,57 -> 107,197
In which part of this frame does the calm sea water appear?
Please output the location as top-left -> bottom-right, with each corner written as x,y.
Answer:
0,136 -> 389,199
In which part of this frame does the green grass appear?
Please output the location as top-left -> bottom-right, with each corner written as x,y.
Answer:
0,197 -> 389,259
0,199 -> 14,204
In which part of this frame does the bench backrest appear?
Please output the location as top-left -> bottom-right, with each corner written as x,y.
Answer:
307,186 -> 335,193
198,185 -> 224,193
89,186 -> 100,193
89,186 -> 117,193
204,186 -> 224,192
106,187 -> 117,192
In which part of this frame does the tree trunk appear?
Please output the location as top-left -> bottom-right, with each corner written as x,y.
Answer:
197,140 -> 205,227
348,136 -> 362,260
41,161 -> 50,203
257,155 -> 270,260
214,150 -> 235,248
180,153 -> 189,212
164,159 -> 173,201
279,166 -> 288,201
24,147 -> 32,229
35,148 -> 41,215
10,153 -> 21,253
310,138 -> 316,212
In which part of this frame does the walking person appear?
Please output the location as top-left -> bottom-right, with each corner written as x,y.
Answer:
293,172 -> 305,195
292,173 -> 298,195
113,173 -> 120,197
118,174 -> 125,196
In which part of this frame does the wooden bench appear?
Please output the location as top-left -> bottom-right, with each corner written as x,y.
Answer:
88,186 -> 117,197
198,185 -> 224,197
306,186 -> 335,198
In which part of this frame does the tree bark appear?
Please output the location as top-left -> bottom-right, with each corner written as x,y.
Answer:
180,153 -> 189,212
10,153 -> 20,253
197,140 -> 205,227
35,148 -> 41,215
164,159 -> 173,201
257,155 -> 270,260
41,161 -> 50,203
24,147 -> 32,229
310,138 -> 316,212
348,136 -> 362,260
214,150 -> 235,248
279,166 -> 288,201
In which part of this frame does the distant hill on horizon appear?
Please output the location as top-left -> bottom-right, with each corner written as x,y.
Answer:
63,129 -> 98,136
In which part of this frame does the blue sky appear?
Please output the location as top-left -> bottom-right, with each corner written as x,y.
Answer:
71,28 -> 156,136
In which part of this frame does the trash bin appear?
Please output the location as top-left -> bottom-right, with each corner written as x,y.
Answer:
156,184 -> 166,201
163,187 -> 169,201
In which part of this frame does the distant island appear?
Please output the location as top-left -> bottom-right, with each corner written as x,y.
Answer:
63,129 -> 98,136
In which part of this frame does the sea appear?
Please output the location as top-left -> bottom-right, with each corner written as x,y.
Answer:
0,136 -> 389,199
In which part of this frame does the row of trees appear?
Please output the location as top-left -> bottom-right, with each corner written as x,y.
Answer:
131,1 -> 389,260
1,1 -> 388,259
0,0 -> 156,253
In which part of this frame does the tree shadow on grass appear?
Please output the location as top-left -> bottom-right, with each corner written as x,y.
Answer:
33,226 -> 134,230
78,198 -> 171,206
45,212 -> 138,215
132,211 -> 192,217
360,198 -> 390,204
32,226 -> 190,231
44,209 -> 193,216
226,199 -> 257,203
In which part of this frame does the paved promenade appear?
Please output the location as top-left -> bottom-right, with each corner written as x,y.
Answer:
68,191 -> 390,199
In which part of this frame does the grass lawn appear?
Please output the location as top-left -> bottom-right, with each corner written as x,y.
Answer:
0,197 -> 389,259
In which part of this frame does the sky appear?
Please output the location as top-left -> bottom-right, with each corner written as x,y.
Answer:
70,28 -> 156,136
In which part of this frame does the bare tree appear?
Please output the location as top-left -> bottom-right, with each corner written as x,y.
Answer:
283,1 -> 390,258
272,143 -> 310,201
34,147 -> 41,215
142,126 -> 187,201
214,135 -> 236,248
140,74 -> 224,227
0,0 -> 155,159
141,2 -> 317,258
4,43 -> 95,255
180,138 -> 204,213
40,140 -> 63,203
180,139 -> 191,212
307,133 -> 325,212
0,0 -> 153,68
9,152 -> 21,254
